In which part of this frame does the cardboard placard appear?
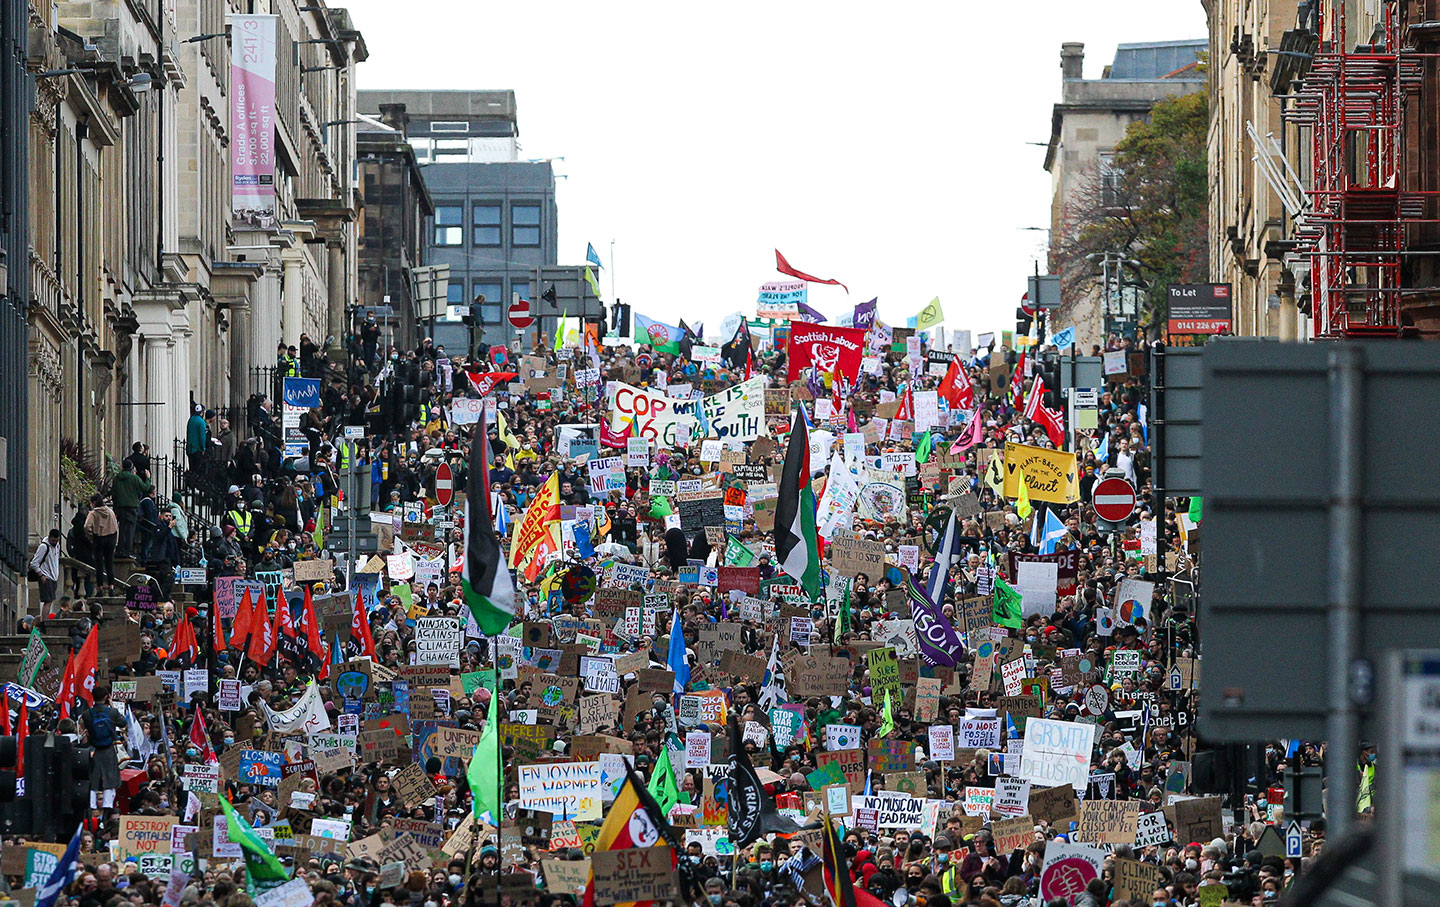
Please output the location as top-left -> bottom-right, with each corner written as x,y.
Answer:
1076,799 -> 1141,845
1112,858 -> 1165,903
589,846 -> 678,905
391,762 -> 434,809
1028,784 -> 1078,827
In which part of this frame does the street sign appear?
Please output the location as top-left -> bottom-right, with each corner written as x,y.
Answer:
343,425 -> 364,440
508,299 -> 535,330
1092,477 -> 1137,522
1168,667 -> 1183,691
434,462 -> 454,507
1285,820 -> 1303,858
1072,389 -> 1099,408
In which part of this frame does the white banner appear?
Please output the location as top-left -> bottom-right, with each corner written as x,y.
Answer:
260,681 -> 329,735
610,377 -> 765,445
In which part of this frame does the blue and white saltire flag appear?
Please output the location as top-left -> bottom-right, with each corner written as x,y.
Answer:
587,243 -> 604,270
491,489 -> 509,534
667,608 -> 690,705
1095,431 -> 1109,464
1038,509 -> 1068,555
36,823 -> 84,907
1137,401 -> 1149,445
757,634 -> 784,711
924,509 -> 966,606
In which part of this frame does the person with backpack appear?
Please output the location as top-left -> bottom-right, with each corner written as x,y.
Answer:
28,528 -> 61,612
81,685 -> 127,818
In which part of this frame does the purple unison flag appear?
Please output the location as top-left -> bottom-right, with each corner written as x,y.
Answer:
903,570 -> 965,667
796,302 -> 827,323
853,298 -> 877,329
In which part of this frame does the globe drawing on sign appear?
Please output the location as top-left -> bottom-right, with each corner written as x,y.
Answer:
542,685 -> 565,707
1118,596 -> 1147,624
335,671 -> 368,699
1043,858 -> 1097,900
1077,657 -> 1094,674
976,641 -> 995,659
832,729 -> 855,748
860,483 -> 904,519
1095,608 -> 1115,634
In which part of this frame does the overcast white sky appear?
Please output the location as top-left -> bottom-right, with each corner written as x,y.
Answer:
344,1 -> 1206,338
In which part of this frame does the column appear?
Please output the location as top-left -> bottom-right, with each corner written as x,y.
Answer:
282,253 -> 303,349
141,331 -> 173,449
229,297 -> 252,412
327,241 -> 346,347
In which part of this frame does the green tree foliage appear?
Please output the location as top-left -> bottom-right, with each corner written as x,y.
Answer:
1053,91 -> 1210,333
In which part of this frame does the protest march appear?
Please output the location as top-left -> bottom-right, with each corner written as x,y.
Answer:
2,271 -> 1310,907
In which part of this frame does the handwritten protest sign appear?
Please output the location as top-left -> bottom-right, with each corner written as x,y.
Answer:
518,762 -> 602,821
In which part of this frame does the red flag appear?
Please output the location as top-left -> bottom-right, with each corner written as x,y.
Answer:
190,704 -> 218,764
775,250 -> 848,293
275,588 -> 298,641
56,651 -> 76,720
465,370 -> 518,397
248,590 -> 276,665
599,418 -> 631,450
351,588 -> 378,659
214,593 -> 228,651
171,615 -> 199,665
0,695 -> 9,736
1024,375 -> 1067,447
1011,349 -> 1028,409
230,587 -> 254,649
300,585 -> 325,659
937,356 -> 972,410
73,626 -> 99,708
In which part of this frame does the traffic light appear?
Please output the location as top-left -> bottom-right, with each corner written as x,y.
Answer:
1036,354 -> 1062,411
0,734 -> 91,840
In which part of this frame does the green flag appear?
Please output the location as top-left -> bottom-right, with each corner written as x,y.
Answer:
1188,496 -> 1203,523
877,689 -> 895,738
834,580 -> 852,644
914,432 -> 932,464
468,683 -> 502,823
993,577 -> 1024,630
648,740 -> 682,816
219,795 -> 290,895
725,535 -> 756,567
650,495 -> 673,519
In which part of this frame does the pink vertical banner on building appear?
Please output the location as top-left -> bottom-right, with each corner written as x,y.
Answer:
230,14 -> 278,221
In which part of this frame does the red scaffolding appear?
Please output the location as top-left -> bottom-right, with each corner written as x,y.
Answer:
1283,0 -> 1430,337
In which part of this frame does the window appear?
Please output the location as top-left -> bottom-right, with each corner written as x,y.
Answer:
434,139 -> 469,159
430,121 -> 470,133
476,281 -> 503,323
511,280 -> 530,302
512,204 -> 541,245
433,205 -> 462,245
472,204 -> 501,246
447,281 -> 465,304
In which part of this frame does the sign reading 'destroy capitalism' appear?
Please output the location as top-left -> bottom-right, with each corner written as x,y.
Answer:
518,762 -> 603,821
610,377 -> 765,445
230,15 -> 278,220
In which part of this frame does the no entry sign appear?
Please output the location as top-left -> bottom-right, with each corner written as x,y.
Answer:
435,462 -> 454,507
1092,477 -> 1137,523
508,299 -> 535,330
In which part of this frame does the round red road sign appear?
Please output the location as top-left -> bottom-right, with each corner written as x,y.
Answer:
508,299 -> 535,330
435,461 -> 454,507
1092,477 -> 1137,522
